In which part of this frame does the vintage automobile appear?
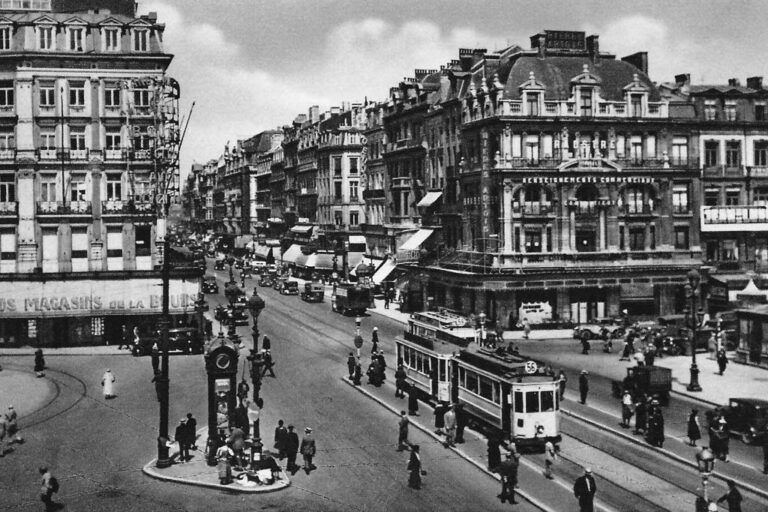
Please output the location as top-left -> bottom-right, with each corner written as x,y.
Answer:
273,276 -> 288,292
281,280 -> 300,295
572,317 -> 625,340
240,266 -> 253,279
251,261 -> 267,274
131,327 -> 204,356
214,259 -> 226,271
234,258 -> 244,270
202,276 -> 219,294
708,398 -> 768,444
331,284 -> 371,316
612,365 -> 672,405
301,282 -> 325,302
227,304 -> 250,326
259,271 -> 275,287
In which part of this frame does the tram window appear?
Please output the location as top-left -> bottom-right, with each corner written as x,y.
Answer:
526,391 -> 540,413
439,359 -> 446,380
493,382 -> 501,404
514,391 -> 524,412
415,352 -> 422,372
555,391 -> 560,410
466,372 -> 479,393
458,367 -> 465,386
541,390 -> 554,412
479,376 -> 493,400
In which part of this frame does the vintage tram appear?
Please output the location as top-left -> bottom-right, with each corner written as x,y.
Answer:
395,310 -> 561,450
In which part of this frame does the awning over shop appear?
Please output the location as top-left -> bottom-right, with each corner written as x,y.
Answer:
372,259 -> 397,285
417,191 -> 442,208
347,252 -> 364,269
234,235 -> 253,249
290,225 -> 314,235
351,256 -> 383,277
314,252 -> 336,271
732,278 -> 768,302
282,244 -> 303,264
254,245 -> 272,260
271,247 -> 282,262
245,240 -> 258,252
301,253 -> 317,268
294,253 -> 309,268
399,229 -> 434,251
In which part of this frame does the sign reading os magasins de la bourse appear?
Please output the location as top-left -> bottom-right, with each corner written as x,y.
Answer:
0,278 -> 200,318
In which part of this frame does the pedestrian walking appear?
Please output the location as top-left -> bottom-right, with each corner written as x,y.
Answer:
118,324 -> 129,350
377,350 -> 387,381
261,350 -> 276,378
101,368 -> 116,399
434,402 -> 447,435
443,404 -> 457,447
558,369 -> 567,400
274,419 -> 288,459
237,379 -> 250,405
408,385 -> 419,415
578,370 -> 589,404
285,425 -> 300,473
648,409 -> 665,448
580,333 -> 591,354
397,411 -> 410,451
395,364 -> 407,398
573,468 -> 597,512
175,418 -> 190,462
717,479 -> 743,512
186,413 -> 198,449
300,427 -> 317,472
34,348 -> 45,377
497,450 -> 519,504
687,409 -> 702,446
39,466 -> 60,512
367,358 -> 380,386
262,335 -> 271,351
633,347 -> 645,366
5,405 -> 22,445
216,441 -> 234,484
150,343 -> 160,374
487,433 -> 502,472
620,390 -> 634,428
544,439 -> 556,479
384,292 -> 390,309
352,361 -> 362,385
644,345 -> 656,366
717,348 -> 728,375
522,317 -> 531,340
371,327 -> 379,356
455,404 -> 467,443
347,352 -> 356,380
633,396 -> 648,435
407,444 -> 425,489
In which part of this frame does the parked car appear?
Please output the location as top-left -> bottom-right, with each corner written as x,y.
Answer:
301,282 -> 325,302
708,398 -> 768,444
234,258 -> 244,270
612,365 -> 672,405
214,259 -> 226,271
281,280 -> 299,295
251,261 -> 267,274
572,317 -> 625,340
202,276 -> 219,294
227,304 -> 250,326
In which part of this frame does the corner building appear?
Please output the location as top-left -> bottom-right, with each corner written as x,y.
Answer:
0,0 -> 197,347
416,31 -> 703,326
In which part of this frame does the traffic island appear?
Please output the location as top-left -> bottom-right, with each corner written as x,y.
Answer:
142,430 -> 291,493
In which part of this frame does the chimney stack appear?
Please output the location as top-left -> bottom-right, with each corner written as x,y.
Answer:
529,32 -> 547,58
747,76 -> 763,90
728,78 -> 741,87
621,52 -> 648,75
586,35 -> 600,63
308,105 -> 319,123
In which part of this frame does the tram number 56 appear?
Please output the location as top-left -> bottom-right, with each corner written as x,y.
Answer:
524,361 -> 538,374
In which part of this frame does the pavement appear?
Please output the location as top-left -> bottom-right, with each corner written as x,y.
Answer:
0,367 -> 56,418
142,428 -> 291,493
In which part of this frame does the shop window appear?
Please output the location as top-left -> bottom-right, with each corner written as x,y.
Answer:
135,224 -> 151,257
91,317 -> 104,336
704,188 -> 720,206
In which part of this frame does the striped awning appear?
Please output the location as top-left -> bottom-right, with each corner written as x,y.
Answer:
372,259 -> 397,285
282,244 -> 303,264
314,252 -> 336,270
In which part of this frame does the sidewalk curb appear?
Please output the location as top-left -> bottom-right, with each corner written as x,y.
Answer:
0,349 -> 133,357
561,407 -> 768,502
669,389 -> 722,409
341,377 -> 557,512
141,460 -> 291,493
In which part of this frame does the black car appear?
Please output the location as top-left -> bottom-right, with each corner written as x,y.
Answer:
214,259 -> 226,271
202,277 -> 219,294
709,398 -> 768,444
227,304 -> 249,326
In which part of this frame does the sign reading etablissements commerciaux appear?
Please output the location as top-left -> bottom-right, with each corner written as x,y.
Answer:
0,278 -> 200,318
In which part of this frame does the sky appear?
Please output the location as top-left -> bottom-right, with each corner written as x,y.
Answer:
137,0 -> 768,179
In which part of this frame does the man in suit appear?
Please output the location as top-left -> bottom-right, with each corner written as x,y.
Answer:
573,468 -> 597,512
285,425 -> 300,473
300,427 -> 317,473
497,450 -> 519,504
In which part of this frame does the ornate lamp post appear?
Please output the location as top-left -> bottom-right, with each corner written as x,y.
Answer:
226,254 -> 236,284
247,290 -> 265,351
478,312 -> 487,346
685,269 -> 704,392
695,446 -> 716,503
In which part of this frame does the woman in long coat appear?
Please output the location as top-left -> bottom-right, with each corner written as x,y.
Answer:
487,433 -> 502,472
407,444 -> 424,489
101,369 -> 116,399
687,409 -> 702,446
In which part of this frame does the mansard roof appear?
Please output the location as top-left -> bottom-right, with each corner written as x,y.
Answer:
503,54 -> 661,102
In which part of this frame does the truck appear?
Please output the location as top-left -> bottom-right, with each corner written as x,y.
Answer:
612,366 -> 672,405
331,284 -> 371,316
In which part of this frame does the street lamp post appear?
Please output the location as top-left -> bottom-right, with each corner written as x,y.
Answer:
685,269 -> 704,392
247,291 -> 265,351
695,446 -> 716,504
227,255 -> 236,284
478,312 -> 487,347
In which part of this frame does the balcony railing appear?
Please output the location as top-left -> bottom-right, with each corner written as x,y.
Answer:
0,201 -> 17,215
69,148 -> 89,160
748,166 -> 768,178
38,148 -> 59,160
391,177 -> 411,188
512,202 -> 553,215
104,149 -> 125,160
37,201 -> 92,215
621,204 -> 656,216
0,148 -> 15,160
131,149 -> 152,161
506,157 -> 561,168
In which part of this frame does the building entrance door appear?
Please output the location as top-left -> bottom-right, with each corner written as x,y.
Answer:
576,230 -> 596,252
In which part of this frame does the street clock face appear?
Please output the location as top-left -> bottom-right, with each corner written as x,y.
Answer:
214,353 -> 234,371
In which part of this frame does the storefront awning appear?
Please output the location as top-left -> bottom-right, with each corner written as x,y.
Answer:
314,252 -> 336,270
254,245 -> 272,260
399,229 -> 434,251
298,253 -> 317,268
294,253 -> 309,268
271,247 -> 282,262
290,225 -> 314,235
372,259 -> 397,285
417,191 -> 442,208
347,252 -> 364,269
351,256 -> 383,277
282,244 -> 303,264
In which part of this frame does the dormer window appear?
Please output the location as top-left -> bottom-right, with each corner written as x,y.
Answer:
38,26 -> 54,50
630,94 -> 643,117
133,29 -> 148,52
526,93 -> 540,116
69,27 -> 84,51
724,100 -> 737,121
704,100 -> 717,121
580,90 -> 593,117
755,102 -> 766,121
104,28 -> 119,52
0,26 -> 10,51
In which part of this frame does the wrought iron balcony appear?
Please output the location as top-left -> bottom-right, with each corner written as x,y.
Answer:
131,149 -> 152,161
0,148 -> 15,160
0,201 -> 17,215
512,201 -> 554,215
69,148 -> 89,160
104,149 -> 125,161
37,200 -> 92,215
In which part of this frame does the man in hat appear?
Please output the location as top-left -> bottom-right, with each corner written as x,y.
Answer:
175,418 -> 190,462
578,370 -> 589,404
186,413 -> 198,449
285,425 -> 300,473
300,427 -> 316,472
397,411 -> 410,451
716,479 -> 743,512
371,327 -> 379,355
347,352 -> 356,380
497,450 -> 519,504
573,467 -> 597,512
261,349 -> 276,378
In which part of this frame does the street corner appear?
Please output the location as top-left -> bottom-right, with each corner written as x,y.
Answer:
0,368 -> 57,418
